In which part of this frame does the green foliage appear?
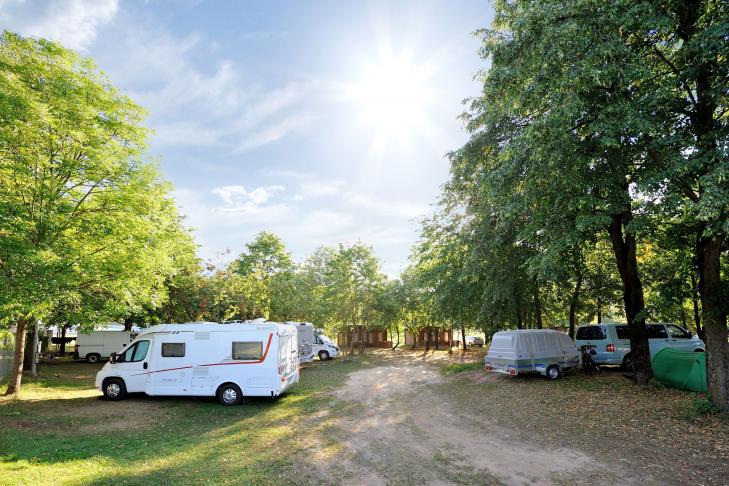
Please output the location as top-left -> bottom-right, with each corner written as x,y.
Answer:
685,398 -> 721,421
0,31 -> 191,331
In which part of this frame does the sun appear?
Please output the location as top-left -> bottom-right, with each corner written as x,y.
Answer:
345,52 -> 434,146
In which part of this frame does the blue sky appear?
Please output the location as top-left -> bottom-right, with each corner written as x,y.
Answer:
2,0 -> 493,275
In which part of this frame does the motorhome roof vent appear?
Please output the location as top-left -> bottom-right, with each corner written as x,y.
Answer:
194,332 -> 211,340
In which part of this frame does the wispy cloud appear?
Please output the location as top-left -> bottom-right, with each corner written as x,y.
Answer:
0,0 -> 118,50
212,185 -> 285,213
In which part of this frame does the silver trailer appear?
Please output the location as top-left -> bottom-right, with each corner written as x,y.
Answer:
484,330 -> 579,380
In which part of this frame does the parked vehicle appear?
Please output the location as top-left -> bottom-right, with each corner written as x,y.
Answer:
95,322 -> 300,405
574,322 -> 705,369
75,330 -> 137,363
484,329 -> 580,379
465,335 -> 485,347
312,332 -> 339,360
292,322 -> 316,363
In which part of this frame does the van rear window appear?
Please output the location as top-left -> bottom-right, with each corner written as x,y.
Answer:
232,342 -> 262,360
576,326 -> 606,340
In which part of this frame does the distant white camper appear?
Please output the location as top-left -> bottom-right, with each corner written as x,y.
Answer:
312,332 -> 339,360
75,330 -> 137,363
287,322 -> 340,361
94,322 -> 300,405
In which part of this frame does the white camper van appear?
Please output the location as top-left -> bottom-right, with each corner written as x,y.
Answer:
94,322 -> 300,405
75,330 -> 138,363
312,332 -> 339,360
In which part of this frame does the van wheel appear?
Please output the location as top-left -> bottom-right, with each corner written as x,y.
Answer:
103,378 -> 126,401
87,353 -> 101,363
318,350 -> 330,361
217,383 -> 242,406
546,366 -> 561,380
622,354 -> 632,371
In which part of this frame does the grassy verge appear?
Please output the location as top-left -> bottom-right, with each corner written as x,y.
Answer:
0,357 -> 371,485
441,361 -> 483,375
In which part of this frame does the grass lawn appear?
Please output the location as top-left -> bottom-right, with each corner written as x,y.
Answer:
0,356 -> 374,485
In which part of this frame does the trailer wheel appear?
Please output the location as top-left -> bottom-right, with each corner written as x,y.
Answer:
546,365 -> 561,380
217,383 -> 243,406
103,378 -> 126,400
87,353 -> 101,363
318,350 -> 330,361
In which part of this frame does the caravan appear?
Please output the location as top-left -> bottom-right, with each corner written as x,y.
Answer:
94,322 -> 299,405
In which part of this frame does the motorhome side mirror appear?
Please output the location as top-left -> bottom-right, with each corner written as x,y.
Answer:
110,352 -> 117,364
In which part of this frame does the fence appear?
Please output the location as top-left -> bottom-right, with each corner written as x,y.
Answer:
0,350 -> 13,384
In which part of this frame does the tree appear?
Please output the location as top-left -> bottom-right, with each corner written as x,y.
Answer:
0,32 -> 181,394
235,231 -> 293,278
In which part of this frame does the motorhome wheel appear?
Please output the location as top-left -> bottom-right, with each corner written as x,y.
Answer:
103,379 -> 126,400
217,383 -> 243,406
318,350 -> 330,361
87,353 -> 100,363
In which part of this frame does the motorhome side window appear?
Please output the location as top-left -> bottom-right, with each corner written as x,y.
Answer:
162,343 -> 185,357
232,342 -> 262,360
314,336 -> 322,345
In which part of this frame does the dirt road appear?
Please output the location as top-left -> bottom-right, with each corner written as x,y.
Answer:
303,352 -> 650,486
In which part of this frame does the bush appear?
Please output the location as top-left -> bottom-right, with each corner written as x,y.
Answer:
685,398 -> 720,421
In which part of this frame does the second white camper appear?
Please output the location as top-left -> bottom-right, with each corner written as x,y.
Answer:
95,322 -> 300,405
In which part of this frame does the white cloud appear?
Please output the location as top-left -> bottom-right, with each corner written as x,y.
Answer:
0,0 -> 118,50
212,185 -> 285,213
233,114 -> 316,153
92,19 -> 317,153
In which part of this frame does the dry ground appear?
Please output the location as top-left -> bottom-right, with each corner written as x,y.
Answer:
299,348 -> 729,485
1,348 -> 727,485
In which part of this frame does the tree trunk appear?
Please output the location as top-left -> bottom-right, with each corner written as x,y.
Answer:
568,273 -> 583,340
424,326 -> 431,352
691,273 -> 704,341
460,323 -> 467,351
31,320 -> 39,377
123,316 -> 134,331
697,236 -> 729,410
23,329 -> 34,371
596,297 -> 602,324
59,325 -> 68,356
608,208 -> 651,385
435,328 -> 440,350
393,322 -> 400,350
534,287 -> 543,329
4,318 -> 28,396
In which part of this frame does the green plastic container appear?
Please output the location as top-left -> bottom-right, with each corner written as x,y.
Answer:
652,348 -> 707,393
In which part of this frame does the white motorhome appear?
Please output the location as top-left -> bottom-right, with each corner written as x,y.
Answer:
75,330 -> 138,363
312,332 -> 339,360
94,322 -> 300,405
